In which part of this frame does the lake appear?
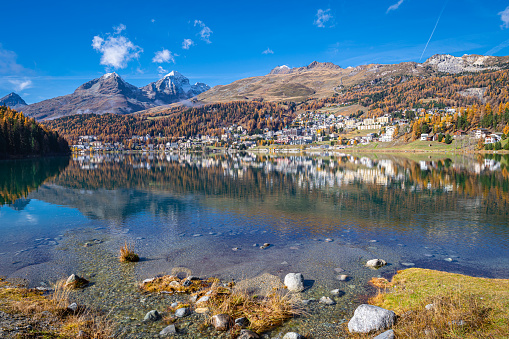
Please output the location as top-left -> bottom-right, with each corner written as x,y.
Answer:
1,152 -> 508,337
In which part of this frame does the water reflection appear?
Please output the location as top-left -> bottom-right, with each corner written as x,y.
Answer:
0,157 -> 70,205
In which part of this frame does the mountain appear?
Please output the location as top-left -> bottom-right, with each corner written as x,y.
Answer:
0,92 -> 27,110
19,72 -> 209,120
194,54 -> 509,104
141,71 -> 210,105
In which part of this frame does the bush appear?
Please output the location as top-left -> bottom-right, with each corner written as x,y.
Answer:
504,142 -> 509,150
438,133 -> 444,142
444,134 -> 453,144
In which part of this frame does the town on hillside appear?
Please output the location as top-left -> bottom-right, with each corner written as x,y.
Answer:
72,103 -> 509,153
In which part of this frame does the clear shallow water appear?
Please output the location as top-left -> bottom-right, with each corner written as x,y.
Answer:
0,153 -> 508,336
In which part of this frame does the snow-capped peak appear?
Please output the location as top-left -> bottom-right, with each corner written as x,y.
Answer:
103,72 -> 118,79
165,70 -> 184,78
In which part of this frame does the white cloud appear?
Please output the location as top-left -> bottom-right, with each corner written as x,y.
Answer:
262,48 -> 274,55
9,79 -> 32,91
157,66 -> 168,76
486,38 -> 509,55
152,49 -> 175,63
314,9 -> 332,28
151,19 -> 156,23
386,0 -> 404,13
114,23 -> 126,34
91,25 -> 143,69
182,39 -> 195,50
194,20 -> 213,43
0,44 -> 26,74
499,6 -> 509,29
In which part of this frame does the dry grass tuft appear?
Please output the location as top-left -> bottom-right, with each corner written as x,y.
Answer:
200,281 -> 304,334
119,241 -> 139,262
0,279 -> 114,338
140,275 -> 213,294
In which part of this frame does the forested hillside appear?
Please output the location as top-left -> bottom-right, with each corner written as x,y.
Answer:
44,101 -> 294,143
0,106 -> 70,158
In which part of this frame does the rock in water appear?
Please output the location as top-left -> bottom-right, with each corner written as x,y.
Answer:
283,333 -> 303,339
348,304 -> 396,333
64,274 -> 89,289
284,273 -> 305,292
143,310 -> 161,322
211,313 -> 232,331
319,296 -> 336,305
365,259 -> 387,269
175,307 -> 191,318
160,324 -> 177,335
374,329 -> 395,339
238,329 -> 260,339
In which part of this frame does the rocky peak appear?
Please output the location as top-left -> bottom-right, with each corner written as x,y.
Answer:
306,61 -> 342,70
269,65 -> 291,75
0,92 -> 27,109
75,72 -> 142,97
141,71 -> 210,104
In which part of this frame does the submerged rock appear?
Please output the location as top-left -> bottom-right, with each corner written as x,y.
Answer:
366,259 -> 387,269
160,324 -> 177,335
143,310 -> 161,322
284,273 -> 305,292
348,304 -> 396,333
283,333 -> 303,339
65,274 -> 89,289
319,296 -> 336,305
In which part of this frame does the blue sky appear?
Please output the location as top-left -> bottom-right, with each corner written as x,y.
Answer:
1,0 -> 509,104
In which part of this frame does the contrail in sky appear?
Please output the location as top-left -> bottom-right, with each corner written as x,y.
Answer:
419,0 -> 449,62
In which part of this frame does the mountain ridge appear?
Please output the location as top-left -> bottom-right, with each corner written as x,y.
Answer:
16,72 -> 210,120
0,92 -> 27,110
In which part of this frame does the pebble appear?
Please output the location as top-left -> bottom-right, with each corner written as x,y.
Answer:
260,243 -> 271,249
325,238 -> 333,242
195,307 -> 209,314
401,262 -> 415,267
193,234 -> 202,237
280,261 -> 288,265
238,329 -> 260,339
369,240 -> 377,243
334,267 -> 345,273
444,257 -> 453,262
196,295 -> 210,304
175,307 -> 191,318
235,317 -> 250,328
425,303 -> 434,310
366,259 -> 387,269
211,313 -> 232,331
232,247 -> 240,251
319,296 -> 336,305
283,333 -> 303,339
336,274 -> 348,281
159,324 -> 177,336
330,289 -> 341,295
143,310 -> 161,322
170,302 -> 179,308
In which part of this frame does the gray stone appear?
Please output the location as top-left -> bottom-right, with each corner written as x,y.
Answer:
366,259 -> 387,269
160,324 -> 177,336
401,262 -> 415,267
348,304 -> 396,333
425,303 -> 434,310
67,302 -> 78,312
373,329 -> 395,339
330,289 -> 341,295
171,302 -> 179,308
235,317 -> 249,328
284,273 -> 304,292
197,295 -> 210,304
182,279 -> 192,287
238,329 -> 260,339
211,313 -> 232,331
319,296 -> 336,305
143,310 -> 161,322
175,307 -> 191,318
283,332 -> 303,339
337,274 -> 348,281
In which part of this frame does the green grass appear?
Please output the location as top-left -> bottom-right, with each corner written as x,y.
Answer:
364,268 -> 509,338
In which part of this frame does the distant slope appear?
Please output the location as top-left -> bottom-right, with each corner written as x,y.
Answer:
193,54 -> 509,105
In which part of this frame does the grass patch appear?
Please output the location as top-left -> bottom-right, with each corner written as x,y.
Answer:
355,268 -> 509,338
0,278 -> 113,338
119,242 -> 139,263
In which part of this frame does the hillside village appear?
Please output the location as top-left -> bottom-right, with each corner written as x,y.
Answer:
72,103 -> 509,153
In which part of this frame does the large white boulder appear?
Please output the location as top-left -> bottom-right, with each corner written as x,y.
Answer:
348,304 -> 396,333
284,273 -> 305,292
